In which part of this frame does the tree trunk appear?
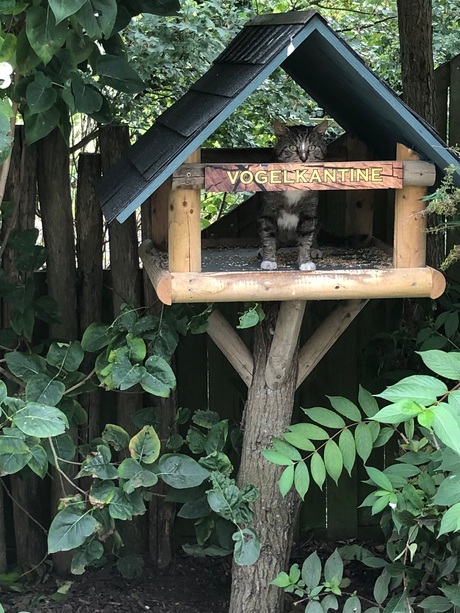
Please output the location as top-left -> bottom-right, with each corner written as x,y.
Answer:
397,0 -> 442,267
229,304 -> 301,613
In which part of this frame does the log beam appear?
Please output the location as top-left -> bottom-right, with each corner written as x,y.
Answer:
165,267 -> 445,304
296,299 -> 369,389
394,144 -> 427,268
266,301 -> 306,389
168,149 -> 201,272
207,310 -> 254,387
139,240 -> 171,305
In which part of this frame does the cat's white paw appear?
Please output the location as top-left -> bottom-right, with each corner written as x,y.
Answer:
261,260 -> 277,270
299,261 -> 316,271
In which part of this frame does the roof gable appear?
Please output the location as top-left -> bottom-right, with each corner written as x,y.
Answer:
96,10 -> 459,223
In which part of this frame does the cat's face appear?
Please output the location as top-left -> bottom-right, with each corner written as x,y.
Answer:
273,120 -> 328,163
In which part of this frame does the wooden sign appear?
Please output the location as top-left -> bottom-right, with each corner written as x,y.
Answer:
204,162 -> 403,192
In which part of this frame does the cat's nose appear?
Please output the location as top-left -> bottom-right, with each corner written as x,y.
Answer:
299,152 -> 307,162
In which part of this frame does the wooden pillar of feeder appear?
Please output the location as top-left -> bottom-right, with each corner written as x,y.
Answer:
169,149 -> 201,272
394,144 -> 427,268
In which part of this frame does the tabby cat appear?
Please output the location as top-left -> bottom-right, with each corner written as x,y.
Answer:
257,119 -> 328,271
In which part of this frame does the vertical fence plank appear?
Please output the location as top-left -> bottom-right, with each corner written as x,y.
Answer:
99,126 -> 146,553
450,55 -> 460,147
37,128 -> 78,574
76,153 -> 103,445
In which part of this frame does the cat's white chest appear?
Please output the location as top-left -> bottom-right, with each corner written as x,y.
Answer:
277,208 -> 299,230
283,190 -> 302,206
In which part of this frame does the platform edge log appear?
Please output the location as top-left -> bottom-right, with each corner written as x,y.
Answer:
266,301 -> 306,389
207,310 -> 254,387
168,150 -> 201,272
139,240 -> 172,305
296,299 -> 369,389
394,145 -> 427,268
169,267 -> 445,303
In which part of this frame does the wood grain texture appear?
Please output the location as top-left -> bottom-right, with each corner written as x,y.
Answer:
166,267 -> 445,304
173,160 -> 435,191
139,240 -> 172,305
394,144 -> 427,268
265,301 -> 306,389
169,150 -> 201,272
207,309 -> 254,387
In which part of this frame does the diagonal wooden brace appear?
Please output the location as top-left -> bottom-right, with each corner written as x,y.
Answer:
265,300 -> 307,390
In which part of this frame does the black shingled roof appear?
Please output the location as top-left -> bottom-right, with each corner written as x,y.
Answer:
96,10 -> 460,223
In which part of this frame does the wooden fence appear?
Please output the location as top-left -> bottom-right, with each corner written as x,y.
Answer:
0,55 -> 458,571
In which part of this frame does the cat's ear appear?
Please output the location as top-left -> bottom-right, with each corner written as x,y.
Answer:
314,120 -> 328,134
274,120 -> 290,136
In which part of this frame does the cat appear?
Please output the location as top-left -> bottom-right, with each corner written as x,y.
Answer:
257,119 -> 328,271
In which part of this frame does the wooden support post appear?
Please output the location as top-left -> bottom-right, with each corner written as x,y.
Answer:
394,144 -> 427,268
169,149 -> 201,272
207,309 -> 254,387
296,299 -> 368,389
266,301 -> 306,389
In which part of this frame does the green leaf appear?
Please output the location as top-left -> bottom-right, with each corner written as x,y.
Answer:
192,410 -> 220,429
129,425 -> 160,464
417,350 -> 460,380
76,0 -> 117,39
48,509 -> 97,553
112,356 -> 146,390
328,396 -> 362,421
272,438 -> 302,461
301,551 -> 322,589
439,502 -> 460,536
26,6 -> 67,65
43,434 -> 76,470
117,554 -> 144,579
373,569 -> 390,604
71,540 -> 104,575
46,341 -> 84,372
303,406 -> 346,429
13,402 -> 68,437
310,451 -> 326,490
81,322 -> 112,352
262,449 -> 293,466
28,444 -> 48,478
102,424 -> 130,451
0,432 -> 31,476
288,423 -> 329,440
279,464 -> 294,496
358,385 -> 379,417
282,430 -> 315,452
24,105 -> 60,145
440,585 -> 460,607
25,374 -> 65,406
77,445 -> 118,480
324,440 -> 343,484
305,603 -> 323,613
204,420 -> 229,454
376,375 -> 447,407
339,428 -> 356,477
365,467 -> 394,492
26,72 -> 57,115
89,480 -> 115,506
233,528 -> 260,566
158,454 -> 209,489
96,54 -> 145,93
432,404 -> 460,455
49,0 -> 87,24
271,571 -> 292,588
324,549 -> 343,583
294,460 -> 310,500
343,597 -> 361,613
108,487 -> 135,520
371,399 -> 423,425
140,356 -> 176,398
4,351 -> 46,379
118,458 -> 158,493
434,474 -> 460,506
418,596 -> 452,612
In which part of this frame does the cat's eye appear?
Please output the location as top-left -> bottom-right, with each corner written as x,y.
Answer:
289,145 -> 297,151
308,145 -> 317,151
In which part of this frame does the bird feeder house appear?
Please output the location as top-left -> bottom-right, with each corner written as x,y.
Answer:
97,11 -> 460,307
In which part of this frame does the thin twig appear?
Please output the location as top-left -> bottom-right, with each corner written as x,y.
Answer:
0,478 -> 48,534
63,367 -> 96,396
69,128 -> 99,154
0,364 -> 25,388
47,437 -> 87,497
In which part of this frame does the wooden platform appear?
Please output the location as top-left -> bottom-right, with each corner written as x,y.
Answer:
140,241 -> 445,305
